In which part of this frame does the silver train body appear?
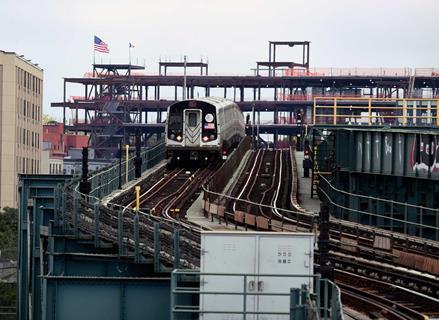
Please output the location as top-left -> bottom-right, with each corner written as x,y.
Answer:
166,97 -> 245,162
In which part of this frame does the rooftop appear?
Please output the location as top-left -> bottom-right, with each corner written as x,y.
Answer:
0,50 -> 43,71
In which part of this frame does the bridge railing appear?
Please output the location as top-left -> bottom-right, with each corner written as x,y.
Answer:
171,270 -> 343,320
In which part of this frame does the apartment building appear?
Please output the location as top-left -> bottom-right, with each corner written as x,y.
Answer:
0,51 -> 43,208
41,122 -> 88,174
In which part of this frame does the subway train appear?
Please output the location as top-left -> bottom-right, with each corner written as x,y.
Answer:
166,97 -> 245,164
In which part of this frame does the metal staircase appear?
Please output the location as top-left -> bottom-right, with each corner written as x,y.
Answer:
91,101 -> 125,157
407,75 -> 416,98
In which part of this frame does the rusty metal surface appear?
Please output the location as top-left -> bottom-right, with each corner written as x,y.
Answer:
393,249 -> 439,276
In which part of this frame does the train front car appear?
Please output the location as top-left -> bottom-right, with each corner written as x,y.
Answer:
166,98 -> 245,166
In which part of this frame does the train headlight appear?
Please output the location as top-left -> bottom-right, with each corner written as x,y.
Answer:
170,134 -> 175,139
205,113 -> 214,123
202,136 -> 209,142
210,134 -> 215,140
176,135 -> 182,141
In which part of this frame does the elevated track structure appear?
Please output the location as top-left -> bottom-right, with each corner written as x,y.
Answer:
21,41 -> 439,319
18,136 -> 439,319
51,41 -> 439,157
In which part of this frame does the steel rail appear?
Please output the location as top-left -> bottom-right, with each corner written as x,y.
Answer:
335,269 -> 437,319
232,149 -> 264,213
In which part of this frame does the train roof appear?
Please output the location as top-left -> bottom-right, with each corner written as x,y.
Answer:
170,97 -> 239,110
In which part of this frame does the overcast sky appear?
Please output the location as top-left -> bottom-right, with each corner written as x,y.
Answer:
1,0 -> 438,119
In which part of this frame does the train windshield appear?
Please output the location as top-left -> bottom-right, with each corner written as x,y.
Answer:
168,113 -> 182,130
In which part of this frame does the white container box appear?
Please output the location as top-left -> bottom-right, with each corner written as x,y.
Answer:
199,231 -> 314,320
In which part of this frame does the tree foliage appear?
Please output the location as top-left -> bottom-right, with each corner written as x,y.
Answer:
42,114 -> 57,124
0,282 -> 16,307
0,207 -> 17,310
0,207 -> 18,260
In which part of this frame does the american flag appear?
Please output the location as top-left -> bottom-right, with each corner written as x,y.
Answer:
204,123 -> 215,129
94,36 -> 109,53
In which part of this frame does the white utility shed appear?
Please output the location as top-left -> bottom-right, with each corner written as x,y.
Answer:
199,231 -> 315,320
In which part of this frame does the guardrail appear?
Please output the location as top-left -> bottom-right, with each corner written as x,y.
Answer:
57,140 -> 206,270
317,172 -> 439,241
0,306 -> 16,320
77,67 -> 439,79
313,97 -> 439,126
87,142 -> 166,199
171,270 -> 343,320
284,67 -> 416,77
202,186 -> 315,232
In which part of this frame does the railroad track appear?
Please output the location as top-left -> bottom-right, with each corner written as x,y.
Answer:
221,150 -> 439,275
231,148 -> 266,213
66,147 -> 439,318
249,149 -> 278,217
335,269 -> 439,320
66,161 -> 220,269
204,148 -> 439,316
125,163 -> 217,221
228,148 -> 299,230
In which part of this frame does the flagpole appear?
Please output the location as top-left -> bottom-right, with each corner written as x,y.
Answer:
93,37 -> 96,77
129,45 -> 131,65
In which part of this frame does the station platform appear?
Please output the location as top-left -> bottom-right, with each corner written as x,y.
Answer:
294,151 -> 321,213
